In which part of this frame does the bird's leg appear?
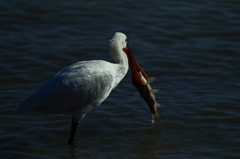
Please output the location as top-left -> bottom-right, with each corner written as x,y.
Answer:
67,117 -> 79,145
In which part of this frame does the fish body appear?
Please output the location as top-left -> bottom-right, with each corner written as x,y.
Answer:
133,72 -> 161,123
125,44 -> 161,123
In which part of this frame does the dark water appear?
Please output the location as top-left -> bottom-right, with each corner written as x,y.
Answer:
1,0 -> 240,158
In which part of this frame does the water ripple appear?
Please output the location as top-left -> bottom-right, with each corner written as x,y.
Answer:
1,0 -> 240,158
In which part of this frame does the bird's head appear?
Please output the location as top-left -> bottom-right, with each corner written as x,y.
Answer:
109,32 -> 128,61
109,32 -> 148,87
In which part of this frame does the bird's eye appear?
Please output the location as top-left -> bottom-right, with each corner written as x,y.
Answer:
125,39 -> 127,42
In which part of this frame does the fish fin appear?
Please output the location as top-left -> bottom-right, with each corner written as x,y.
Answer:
156,102 -> 161,107
151,93 -> 155,98
152,113 -> 161,123
147,77 -> 155,84
134,92 -> 150,112
151,89 -> 159,93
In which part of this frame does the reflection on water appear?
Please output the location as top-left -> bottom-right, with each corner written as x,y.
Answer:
1,0 -> 240,158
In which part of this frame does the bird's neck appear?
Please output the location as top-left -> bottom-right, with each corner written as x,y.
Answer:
112,62 -> 128,89
111,49 -> 129,89
109,43 -> 129,88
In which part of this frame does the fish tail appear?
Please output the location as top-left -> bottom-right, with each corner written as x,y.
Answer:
152,113 -> 161,123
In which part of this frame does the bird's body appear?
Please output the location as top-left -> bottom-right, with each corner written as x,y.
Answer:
18,60 -> 128,122
18,32 -> 132,144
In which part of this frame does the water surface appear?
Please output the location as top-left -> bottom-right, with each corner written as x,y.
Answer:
1,0 -> 240,158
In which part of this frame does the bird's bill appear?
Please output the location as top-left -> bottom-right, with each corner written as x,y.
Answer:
123,44 -> 148,87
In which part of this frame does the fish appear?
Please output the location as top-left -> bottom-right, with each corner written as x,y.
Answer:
124,44 -> 161,123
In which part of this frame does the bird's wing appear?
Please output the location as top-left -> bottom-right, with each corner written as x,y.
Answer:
18,61 -> 114,115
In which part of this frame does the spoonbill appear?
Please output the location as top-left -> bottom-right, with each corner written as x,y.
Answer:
18,32 -> 147,144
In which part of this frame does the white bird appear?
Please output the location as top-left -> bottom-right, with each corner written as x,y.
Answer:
18,32 -> 143,144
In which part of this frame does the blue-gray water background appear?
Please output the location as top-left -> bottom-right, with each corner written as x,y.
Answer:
1,0 -> 240,158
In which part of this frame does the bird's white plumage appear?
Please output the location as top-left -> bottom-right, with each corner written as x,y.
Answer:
18,32 -> 129,122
